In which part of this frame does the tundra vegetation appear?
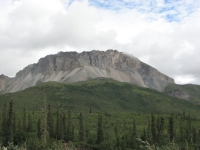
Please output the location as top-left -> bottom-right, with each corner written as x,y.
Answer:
0,79 -> 200,150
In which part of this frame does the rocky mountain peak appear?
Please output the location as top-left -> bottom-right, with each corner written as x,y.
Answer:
0,49 -> 174,93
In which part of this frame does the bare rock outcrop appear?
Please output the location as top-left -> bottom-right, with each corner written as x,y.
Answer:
167,89 -> 190,101
0,50 -> 175,93
0,74 -> 11,93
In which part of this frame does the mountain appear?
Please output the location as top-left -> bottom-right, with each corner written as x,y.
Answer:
0,49 -> 174,93
164,83 -> 200,104
0,78 -> 199,115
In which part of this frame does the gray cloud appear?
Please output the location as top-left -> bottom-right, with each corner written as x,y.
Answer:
0,0 -> 200,85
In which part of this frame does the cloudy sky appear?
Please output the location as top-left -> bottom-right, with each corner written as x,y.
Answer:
0,0 -> 200,85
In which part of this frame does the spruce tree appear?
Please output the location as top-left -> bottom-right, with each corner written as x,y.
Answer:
17,118 -> 22,132
128,119 -> 137,149
37,119 -> 42,138
71,123 -> 75,141
13,113 -> 16,135
23,106 -> 26,132
96,114 -> 103,144
47,104 -> 54,138
178,120 -> 184,142
27,113 -> 33,132
132,119 -> 137,137
168,115 -> 174,142
141,128 -> 147,141
66,110 -> 72,142
63,113 -> 67,141
156,116 -> 160,134
5,100 -> 14,145
192,127 -> 197,144
14,117 -> 25,145
114,125 -> 118,137
147,119 -> 151,140
157,117 -> 165,144
79,112 -> 84,142
56,107 -> 61,140
1,102 -> 7,137
8,100 -> 14,142
42,88 -> 48,143
151,113 -> 156,144
59,114 -> 64,139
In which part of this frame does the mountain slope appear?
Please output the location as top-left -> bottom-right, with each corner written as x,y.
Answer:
0,78 -> 199,115
0,50 -> 174,93
164,83 -> 200,104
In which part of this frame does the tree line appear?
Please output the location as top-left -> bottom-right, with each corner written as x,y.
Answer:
1,100 -> 200,149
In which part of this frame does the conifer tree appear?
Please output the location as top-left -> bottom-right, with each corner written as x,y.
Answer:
114,125 -> 118,137
132,119 -> 137,137
17,118 -> 22,132
59,114 -> 64,139
186,115 -> 192,143
157,117 -> 165,144
79,112 -> 84,142
14,117 -> 25,145
1,102 -> 7,137
156,116 -> 160,134
192,127 -> 197,144
63,113 -> 67,140
168,115 -> 174,142
151,113 -> 156,143
127,119 -> 137,149
147,119 -> 151,140
71,123 -> 75,141
66,110 -> 72,142
187,115 -> 192,132
23,106 -> 26,132
37,119 -> 42,139
13,113 -> 16,135
85,123 -> 89,139
96,114 -> 103,144
42,88 -> 48,143
27,113 -> 33,132
141,128 -> 147,141
183,111 -> 186,118
5,100 -> 14,145
178,120 -> 184,142
56,107 -> 61,140
47,104 -> 54,138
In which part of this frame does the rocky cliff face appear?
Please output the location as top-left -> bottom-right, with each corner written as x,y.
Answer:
0,74 -> 11,93
0,50 -> 174,93
167,89 -> 190,101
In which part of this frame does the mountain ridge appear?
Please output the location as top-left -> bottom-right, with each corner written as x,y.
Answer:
0,49 -> 174,93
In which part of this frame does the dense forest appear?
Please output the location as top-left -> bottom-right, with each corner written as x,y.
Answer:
1,100 -> 200,150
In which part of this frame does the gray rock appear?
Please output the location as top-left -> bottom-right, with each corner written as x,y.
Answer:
0,74 -> 11,93
167,89 -> 190,101
0,50 -> 175,93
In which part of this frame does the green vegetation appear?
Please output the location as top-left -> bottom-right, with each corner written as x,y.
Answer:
0,78 -> 200,115
0,103 -> 200,149
164,83 -> 200,104
0,78 -> 200,149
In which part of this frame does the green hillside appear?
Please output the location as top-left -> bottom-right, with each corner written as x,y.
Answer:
1,78 -> 200,149
0,78 -> 200,115
164,83 -> 200,104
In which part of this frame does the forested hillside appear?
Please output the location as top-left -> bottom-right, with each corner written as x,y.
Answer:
0,78 -> 200,149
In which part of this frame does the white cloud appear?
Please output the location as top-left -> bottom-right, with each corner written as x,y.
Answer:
0,0 -> 200,85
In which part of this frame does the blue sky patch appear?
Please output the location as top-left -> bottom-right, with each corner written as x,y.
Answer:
88,0 -> 200,22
